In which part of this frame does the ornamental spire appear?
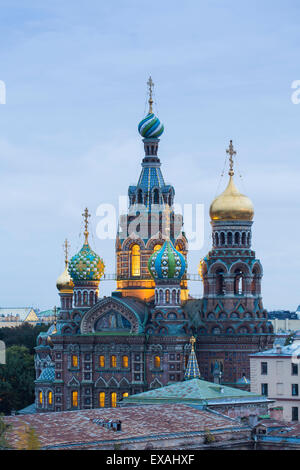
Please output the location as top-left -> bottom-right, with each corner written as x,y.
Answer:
52,306 -> 57,335
147,76 -> 154,114
82,207 -> 91,244
63,239 -> 70,268
226,139 -> 236,177
184,336 -> 201,380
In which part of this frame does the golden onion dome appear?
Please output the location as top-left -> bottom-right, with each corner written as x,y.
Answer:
210,175 -> 254,221
56,264 -> 74,293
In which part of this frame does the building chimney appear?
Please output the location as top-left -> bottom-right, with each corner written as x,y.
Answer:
275,344 -> 282,354
269,407 -> 283,421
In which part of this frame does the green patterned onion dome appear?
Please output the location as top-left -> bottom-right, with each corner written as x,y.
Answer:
138,113 -> 164,138
148,240 -> 186,280
68,243 -> 105,282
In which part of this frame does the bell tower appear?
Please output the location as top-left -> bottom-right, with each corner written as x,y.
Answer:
198,141 -> 274,386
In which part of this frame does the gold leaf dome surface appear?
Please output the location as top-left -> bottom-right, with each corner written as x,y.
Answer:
210,175 -> 254,221
56,265 -> 74,293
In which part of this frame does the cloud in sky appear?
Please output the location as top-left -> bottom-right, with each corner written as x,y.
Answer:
0,0 -> 299,310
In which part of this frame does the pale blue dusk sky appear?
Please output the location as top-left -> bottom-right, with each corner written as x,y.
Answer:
0,0 -> 299,310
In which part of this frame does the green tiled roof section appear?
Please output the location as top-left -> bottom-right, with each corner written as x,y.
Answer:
124,378 -> 262,404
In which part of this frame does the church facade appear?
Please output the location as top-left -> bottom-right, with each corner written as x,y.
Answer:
34,80 -> 274,413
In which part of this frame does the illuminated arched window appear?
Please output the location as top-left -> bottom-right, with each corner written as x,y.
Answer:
166,289 -> 170,303
122,392 -> 129,398
99,355 -> 105,368
99,392 -> 105,408
72,355 -> 78,367
48,391 -> 52,405
131,244 -> 140,277
111,392 -> 117,408
122,356 -> 129,368
154,356 -> 161,369
39,391 -> 43,405
154,244 -> 161,252
111,355 -> 117,368
175,244 -> 182,253
72,391 -> 78,407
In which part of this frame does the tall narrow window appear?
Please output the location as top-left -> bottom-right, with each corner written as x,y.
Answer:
111,392 -> 117,408
99,392 -> 105,408
39,391 -> 43,405
122,356 -> 129,368
48,391 -> 52,405
292,407 -> 299,421
216,269 -> 225,295
72,355 -> 78,367
99,355 -> 105,368
154,356 -> 161,369
137,189 -> 143,204
131,244 -> 140,277
234,269 -> 244,295
166,289 -> 170,303
153,188 -> 159,204
111,355 -> 117,368
72,390 -> 78,407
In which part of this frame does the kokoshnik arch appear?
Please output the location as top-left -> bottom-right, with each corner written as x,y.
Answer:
34,78 -> 274,412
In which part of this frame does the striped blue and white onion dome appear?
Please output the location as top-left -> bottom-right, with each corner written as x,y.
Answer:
148,240 -> 186,280
184,346 -> 201,380
138,113 -> 164,139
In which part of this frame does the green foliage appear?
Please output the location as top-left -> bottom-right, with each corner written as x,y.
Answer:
0,346 -> 35,415
0,323 -> 48,355
203,428 -> 215,444
0,414 -> 11,449
16,424 -> 41,450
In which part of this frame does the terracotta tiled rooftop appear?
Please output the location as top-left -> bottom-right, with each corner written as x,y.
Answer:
4,404 -> 242,449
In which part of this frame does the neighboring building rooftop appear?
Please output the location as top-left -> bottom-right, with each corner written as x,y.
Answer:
122,378 -> 269,407
0,307 -> 39,322
250,335 -> 300,357
4,404 -> 249,450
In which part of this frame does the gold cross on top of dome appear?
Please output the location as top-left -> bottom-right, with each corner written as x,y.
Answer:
82,208 -> 91,244
190,336 -> 196,349
226,140 -> 236,177
63,239 -> 70,267
147,76 -> 154,114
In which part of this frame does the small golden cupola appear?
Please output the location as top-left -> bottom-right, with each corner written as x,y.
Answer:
56,239 -> 74,293
209,140 -> 254,221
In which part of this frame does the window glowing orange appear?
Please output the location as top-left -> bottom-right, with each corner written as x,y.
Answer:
39,391 -> 43,404
176,244 -> 182,253
122,392 -> 129,398
72,355 -> 78,367
111,392 -> 117,408
99,355 -> 105,367
48,391 -> 52,405
122,356 -> 129,368
111,355 -> 117,368
72,390 -> 78,407
154,356 -> 161,368
131,244 -> 140,276
99,392 -> 105,408
153,244 -> 161,252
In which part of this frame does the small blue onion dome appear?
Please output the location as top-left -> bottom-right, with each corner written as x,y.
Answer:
68,243 -> 105,282
148,240 -> 186,280
138,113 -> 164,138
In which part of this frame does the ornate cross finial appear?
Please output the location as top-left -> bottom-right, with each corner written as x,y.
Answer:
63,239 -> 70,267
226,139 -> 236,176
190,335 -> 196,349
163,204 -> 171,241
53,306 -> 57,334
147,76 -> 154,114
82,207 -> 91,244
